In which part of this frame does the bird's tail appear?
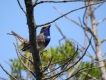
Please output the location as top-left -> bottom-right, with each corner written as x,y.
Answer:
11,31 -> 28,43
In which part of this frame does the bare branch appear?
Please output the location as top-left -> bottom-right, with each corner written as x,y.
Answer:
0,77 -> 7,80
83,6 -> 98,45
66,65 -> 106,80
97,17 -> 106,25
0,64 -> 17,80
19,52 -> 35,67
43,38 -> 91,80
42,56 -> 53,72
94,3 -> 104,11
67,57 -> 82,78
101,38 -> 106,44
37,1 -> 105,27
54,6 -> 97,53
55,22 -> 95,60
81,71 -> 98,80
66,57 -> 106,79
32,0 -> 38,7
34,0 -> 78,6
53,7 -> 83,28
44,48 -> 78,75
13,43 -> 36,78
54,7 -> 96,56
17,0 -> 26,14
79,17 -> 96,54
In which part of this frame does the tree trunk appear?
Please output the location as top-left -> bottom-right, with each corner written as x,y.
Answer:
89,2 -> 106,80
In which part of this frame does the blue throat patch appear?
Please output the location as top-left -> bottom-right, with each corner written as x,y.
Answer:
44,28 -> 50,43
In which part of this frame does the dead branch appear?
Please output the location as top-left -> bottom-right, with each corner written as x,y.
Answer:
101,38 -> 106,44
13,43 -> 36,78
42,56 -> 53,72
97,17 -> 106,25
0,77 -> 7,80
89,2 -> 106,79
43,37 -> 91,80
66,64 -> 106,80
37,1 -> 105,27
55,22 -> 95,60
0,64 -> 17,80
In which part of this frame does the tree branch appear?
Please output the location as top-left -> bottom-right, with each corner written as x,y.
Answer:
94,3 -> 104,11
24,0 -> 42,80
17,0 -> 26,15
43,38 -> 91,80
0,64 -> 17,80
34,0 -> 78,6
101,38 -> 106,44
0,77 -> 7,80
13,43 -> 36,78
54,15 -> 95,60
89,2 -> 106,80
97,17 -> 106,25
37,1 -> 105,27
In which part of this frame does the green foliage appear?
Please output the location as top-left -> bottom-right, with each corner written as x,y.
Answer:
75,61 -> 100,79
41,41 -> 77,66
9,41 -> 77,79
9,41 -> 101,79
9,59 -> 25,80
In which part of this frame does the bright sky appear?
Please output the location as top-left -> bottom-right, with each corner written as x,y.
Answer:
0,0 -> 106,79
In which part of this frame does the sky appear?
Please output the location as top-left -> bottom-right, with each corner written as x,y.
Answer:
0,0 -> 106,79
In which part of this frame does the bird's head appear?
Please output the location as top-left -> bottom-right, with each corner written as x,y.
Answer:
40,25 -> 51,36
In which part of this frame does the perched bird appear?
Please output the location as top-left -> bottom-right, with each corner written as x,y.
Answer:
9,25 -> 51,52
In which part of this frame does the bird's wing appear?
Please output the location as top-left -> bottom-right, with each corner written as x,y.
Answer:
22,34 -> 45,51
21,43 -> 30,51
36,33 -> 45,43
11,31 -> 29,43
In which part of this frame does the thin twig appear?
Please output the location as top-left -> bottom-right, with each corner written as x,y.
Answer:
44,49 -> 78,75
0,64 -> 17,80
13,43 -> 36,78
0,77 -> 7,80
19,53 -> 34,67
34,0 -> 80,6
94,3 -> 104,11
52,45 -> 79,79
43,38 -> 91,80
17,0 -> 26,14
66,57 -> 106,80
53,6 -> 85,28
101,38 -> 106,44
55,21 -> 95,60
42,56 -> 53,72
66,64 -> 105,80
61,45 -> 79,70
97,17 -> 106,25
37,1 -> 105,27
79,16 -> 96,54
82,5 -> 98,50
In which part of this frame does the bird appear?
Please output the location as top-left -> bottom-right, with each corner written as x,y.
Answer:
8,25 -> 51,53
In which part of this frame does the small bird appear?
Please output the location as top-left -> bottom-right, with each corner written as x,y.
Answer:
8,25 -> 51,52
